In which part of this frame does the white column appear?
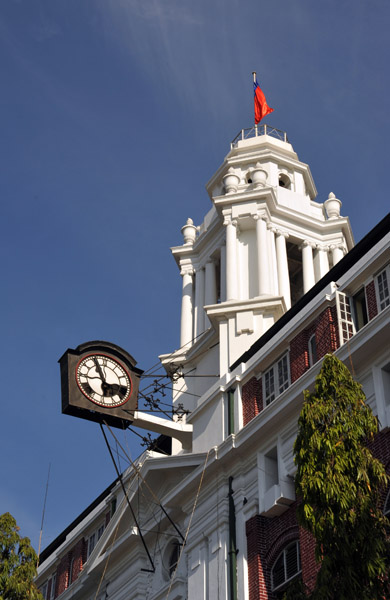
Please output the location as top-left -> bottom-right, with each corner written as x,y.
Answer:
331,243 -> 345,266
204,260 -> 217,329
180,267 -> 194,348
268,224 -> 278,295
220,244 -> 226,302
224,217 -> 238,301
255,214 -> 270,295
315,244 -> 330,280
301,241 -> 316,294
275,230 -> 291,310
194,267 -> 205,338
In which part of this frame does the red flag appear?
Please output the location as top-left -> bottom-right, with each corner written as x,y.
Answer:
253,79 -> 274,124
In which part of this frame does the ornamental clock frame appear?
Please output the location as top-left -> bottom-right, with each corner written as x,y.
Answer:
59,341 -> 143,429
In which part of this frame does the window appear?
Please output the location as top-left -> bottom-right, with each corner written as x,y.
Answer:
263,354 -> 290,406
279,173 -> 291,189
87,533 -> 96,558
308,334 -> 317,366
49,574 -> 56,600
376,267 -> 390,311
68,557 -> 74,587
226,388 -> 235,436
168,543 -> 180,577
272,540 -> 301,592
97,524 -> 104,540
110,498 -> 117,517
352,288 -> 368,331
162,540 -> 181,581
336,291 -> 354,344
87,522 -> 105,559
40,582 -> 48,600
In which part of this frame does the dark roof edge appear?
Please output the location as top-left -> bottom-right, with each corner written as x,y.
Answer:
230,212 -> 390,371
39,475 -> 119,565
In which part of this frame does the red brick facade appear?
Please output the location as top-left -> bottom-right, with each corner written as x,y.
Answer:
246,503 -> 307,599
289,306 -> 339,384
242,306 -> 340,428
55,538 -> 87,596
246,430 -> 390,599
289,327 -> 313,384
242,377 -> 263,426
366,280 -> 378,321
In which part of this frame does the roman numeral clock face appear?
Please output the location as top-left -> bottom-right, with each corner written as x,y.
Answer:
76,354 -> 132,408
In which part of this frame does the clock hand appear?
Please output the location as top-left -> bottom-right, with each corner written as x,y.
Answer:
91,357 -> 127,399
92,357 -> 111,395
93,357 -> 105,381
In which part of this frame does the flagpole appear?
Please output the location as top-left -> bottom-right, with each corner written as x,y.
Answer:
252,71 -> 258,136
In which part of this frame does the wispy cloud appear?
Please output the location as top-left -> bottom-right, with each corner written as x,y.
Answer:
97,0 -> 244,120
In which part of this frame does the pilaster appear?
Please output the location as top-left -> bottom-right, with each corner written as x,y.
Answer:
224,215 -> 239,301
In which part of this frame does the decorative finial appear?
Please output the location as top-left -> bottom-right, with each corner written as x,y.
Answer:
223,168 -> 240,194
324,192 -> 342,219
181,218 -> 197,245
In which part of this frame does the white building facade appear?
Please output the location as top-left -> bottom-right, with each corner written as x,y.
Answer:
37,126 -> 390,600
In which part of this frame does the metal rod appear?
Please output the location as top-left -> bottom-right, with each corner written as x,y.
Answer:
100,423 -> 155,572
104,422 -> 185,543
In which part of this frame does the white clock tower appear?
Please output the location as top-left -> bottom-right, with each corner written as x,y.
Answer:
160,125 -> 353,449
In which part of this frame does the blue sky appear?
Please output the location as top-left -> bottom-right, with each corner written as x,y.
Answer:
1,0 -> 389,551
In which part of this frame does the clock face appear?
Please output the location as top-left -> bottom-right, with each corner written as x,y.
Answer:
75,354 -> 132,408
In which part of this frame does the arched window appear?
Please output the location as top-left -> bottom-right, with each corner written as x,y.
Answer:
162,540 -> 181,580
271,540 -> 301,593
168,543 -> 180,577
278,173 -> 291,189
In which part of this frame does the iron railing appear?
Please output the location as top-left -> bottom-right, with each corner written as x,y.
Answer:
230,125 -> 288,149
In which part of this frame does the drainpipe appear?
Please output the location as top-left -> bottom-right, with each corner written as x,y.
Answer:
228,476 -> 238,600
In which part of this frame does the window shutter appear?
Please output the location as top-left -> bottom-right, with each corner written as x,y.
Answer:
336,291 -> 354,344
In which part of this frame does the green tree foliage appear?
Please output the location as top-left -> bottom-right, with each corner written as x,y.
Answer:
0,513 -> 43,600
293,354 -> 390,599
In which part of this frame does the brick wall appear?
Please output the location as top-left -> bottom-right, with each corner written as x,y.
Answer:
55,538 -> 86,596
242,377 -> 263,426
290,328 -> 312,384
315,305 -> 339,358
246,430 -> 390,599
246,504 -> 303,599
243,305 -> 340,426
365,280 -> 378,321
71,538 -> 87,583
289,306 -> 339,384
56,554 -> 70,596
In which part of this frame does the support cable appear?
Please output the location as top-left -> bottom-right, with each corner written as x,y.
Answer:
36,463 -> 51,568
100,423 -> 155,572
165,450 -> 210,599
104,422 -> 185,543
